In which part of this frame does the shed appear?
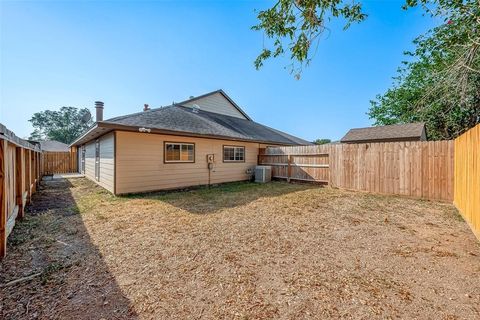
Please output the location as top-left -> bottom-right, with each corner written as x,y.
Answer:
341,123 -> 426,144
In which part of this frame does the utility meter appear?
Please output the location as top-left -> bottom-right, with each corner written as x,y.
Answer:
206,154 -> 214,164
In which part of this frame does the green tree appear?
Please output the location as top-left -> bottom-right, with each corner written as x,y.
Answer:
252,0 -> 366,78
313,138 -> 331,145
369,0 -> 480,139
29,107 -> 93,144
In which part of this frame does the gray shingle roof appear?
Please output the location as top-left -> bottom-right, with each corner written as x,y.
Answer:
341,123 -> 425,143
103,105 -> 310,145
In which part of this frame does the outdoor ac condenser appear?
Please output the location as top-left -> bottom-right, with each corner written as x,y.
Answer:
255,166 -> 272,183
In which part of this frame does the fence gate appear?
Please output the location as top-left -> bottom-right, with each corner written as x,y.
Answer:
42,150 -> 78,175
258,148 -> 330,183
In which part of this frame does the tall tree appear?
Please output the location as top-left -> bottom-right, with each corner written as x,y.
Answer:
369,0 -> 480,139
29,107 -> 93,144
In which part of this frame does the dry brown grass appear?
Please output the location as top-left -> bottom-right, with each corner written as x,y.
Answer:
1,178 -> 480,319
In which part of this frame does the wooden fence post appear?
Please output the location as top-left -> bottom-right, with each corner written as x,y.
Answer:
31,151 -> 36,194
287,155 -> 292,183
0,139 -> 6,258
25,150 -> 31,205
15,147 -> 24,219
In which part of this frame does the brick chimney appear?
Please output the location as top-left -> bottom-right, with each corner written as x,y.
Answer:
95,101 -> 104,122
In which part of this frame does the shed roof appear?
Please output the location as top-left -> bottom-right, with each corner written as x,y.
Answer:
341,123 -> 425,143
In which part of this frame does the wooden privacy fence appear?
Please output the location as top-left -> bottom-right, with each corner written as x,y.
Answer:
259,140 -> 455,201
1,123 -> 42,258
258,152 -> 330,183
454,124 -> 480,239
41,150 -> 77,175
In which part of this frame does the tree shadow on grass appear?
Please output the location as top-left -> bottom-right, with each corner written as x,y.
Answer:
0,178 -> 137,320
122,180 -> 323,214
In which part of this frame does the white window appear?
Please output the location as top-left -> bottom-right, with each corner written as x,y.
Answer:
164,142 -> 195,163
223,146 -> 245,162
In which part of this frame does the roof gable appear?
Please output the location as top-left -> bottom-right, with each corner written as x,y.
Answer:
179,90 -> 251,120
341,123 -> 426,143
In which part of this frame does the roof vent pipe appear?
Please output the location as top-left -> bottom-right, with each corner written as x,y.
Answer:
95,101 -> 104,122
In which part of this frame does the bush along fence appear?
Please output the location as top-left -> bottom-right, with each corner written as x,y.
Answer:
0,124 -> 42,258
260,124 -> 480,240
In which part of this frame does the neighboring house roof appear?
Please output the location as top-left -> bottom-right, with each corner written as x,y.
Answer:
39,140 -> 70,152
341,123 -> 426,143
70,90 -> 311,147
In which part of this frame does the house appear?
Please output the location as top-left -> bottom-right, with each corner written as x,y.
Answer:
70,90 -> 310,195
340,123 -> 426,144
37,140 -> 70,152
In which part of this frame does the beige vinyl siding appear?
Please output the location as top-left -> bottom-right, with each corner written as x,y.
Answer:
84,141 -> 96,181
82,132 -> 115,193
115,131 -> 259,194
77,146 -> 82,173
183,92 -> 247,119
97,133 -> 115,193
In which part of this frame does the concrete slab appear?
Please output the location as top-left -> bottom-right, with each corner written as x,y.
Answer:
42,173 -> 85,181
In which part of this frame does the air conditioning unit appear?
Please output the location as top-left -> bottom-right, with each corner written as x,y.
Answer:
255,166 -> 272,183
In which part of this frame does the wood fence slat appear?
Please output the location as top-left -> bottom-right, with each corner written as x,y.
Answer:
259,140 -> 454,201
454,124 -> 480,240
41,151 -> 78,175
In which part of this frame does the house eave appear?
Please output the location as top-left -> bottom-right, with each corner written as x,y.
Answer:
72,121 -> 304,147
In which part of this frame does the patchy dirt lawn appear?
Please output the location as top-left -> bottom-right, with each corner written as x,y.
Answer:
1,178 -> 480,320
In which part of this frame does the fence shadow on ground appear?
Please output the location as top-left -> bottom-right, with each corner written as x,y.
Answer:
123,180 -> 322,215
0,178 -> 137,320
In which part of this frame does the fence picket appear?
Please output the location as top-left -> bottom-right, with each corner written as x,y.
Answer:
259,140 -> 454,201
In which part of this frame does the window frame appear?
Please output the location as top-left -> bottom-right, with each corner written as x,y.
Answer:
164,141 -> 196,163
222,145 -> 246,163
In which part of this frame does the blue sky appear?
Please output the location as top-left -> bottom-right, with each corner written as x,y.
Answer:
0,0 -> 438,141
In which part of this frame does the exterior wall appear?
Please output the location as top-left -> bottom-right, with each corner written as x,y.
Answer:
115,131 -> 260,194
98,133 -> 115,192
183,92 -> 247,119
420,128 -> 427,141
84,141 -> 95,181
77,146 -> 82,173
83,132 -> 115,193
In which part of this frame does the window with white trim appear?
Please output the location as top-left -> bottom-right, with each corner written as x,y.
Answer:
223,146 -> 245,162
165,142 -> 195,163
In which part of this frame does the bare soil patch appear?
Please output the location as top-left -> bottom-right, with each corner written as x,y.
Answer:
1,178 -> 479,319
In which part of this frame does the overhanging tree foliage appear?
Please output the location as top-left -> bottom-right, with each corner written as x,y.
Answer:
252,0 -> 366,78
369,0 -> 480,139
253,0 -> 480,139
29,107 -> 93,144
